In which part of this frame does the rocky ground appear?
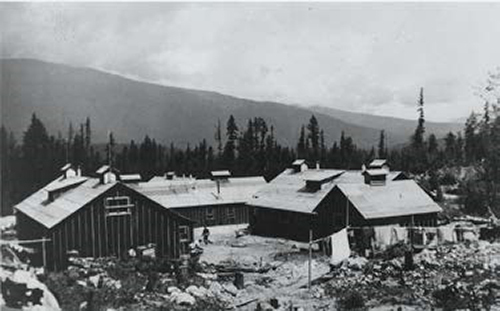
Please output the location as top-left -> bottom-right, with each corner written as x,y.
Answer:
2,223 -> 500,310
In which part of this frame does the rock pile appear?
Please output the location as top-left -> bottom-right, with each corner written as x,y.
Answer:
323,240 -> 500,309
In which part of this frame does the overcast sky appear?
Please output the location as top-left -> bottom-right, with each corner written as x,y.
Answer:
1,2 -> 500,122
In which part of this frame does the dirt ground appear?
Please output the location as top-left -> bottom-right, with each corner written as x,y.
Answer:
194,224 -> 500,311
194,224 -> 332,310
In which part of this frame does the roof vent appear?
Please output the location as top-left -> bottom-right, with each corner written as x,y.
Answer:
368,159 -> 389,171
96,165 -> 120,184
60,163 -> 78,179
211,170 -> 231,194
292,159 -> 308,173
304,170 -> 344,192
165,171 -> 175,180
363,169 -> 388,186
121,174 -> 142,183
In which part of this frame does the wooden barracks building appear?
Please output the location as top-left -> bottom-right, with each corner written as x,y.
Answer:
248,159 -> 441,242
131,170 -> 267,227
14,164 -> 194,271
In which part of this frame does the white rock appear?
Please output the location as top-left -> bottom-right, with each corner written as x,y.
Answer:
197,272 -> 217,280
170,292 -> 196,306
223,283 -> 238,296
89,275 -> 100,288
346,257 -> 369,270
209,281 -> 223,295
167,286 -> 181,294
186,285 -> 209,298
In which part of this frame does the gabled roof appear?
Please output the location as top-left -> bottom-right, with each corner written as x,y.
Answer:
95,165 -> 120,175
211,170 -> 231,178
45,176 -> 88,193
369,159 -> 388,167
60,163 -> 73,171
14,177 -> 117,229
248,169 -> 409,214
304,170 -> 344,183
336,180 -> 442,220
120,174 -> 142,182
248,168 -> 345,214
132,176 -> 266,209
364,168 -> 389,176
292,159 -> 306,165
96,165 -> 110,174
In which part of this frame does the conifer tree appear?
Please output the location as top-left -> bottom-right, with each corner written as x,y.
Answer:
297,126 -> 306,159
464,112 -> 478,163
307,115 -> 320,161
223,115 -> 239,169
378,130 -> 386,158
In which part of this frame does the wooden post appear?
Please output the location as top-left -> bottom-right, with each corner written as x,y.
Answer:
308,228 -> 312,290
346,197 -> 349,228
42,237 -> 47,271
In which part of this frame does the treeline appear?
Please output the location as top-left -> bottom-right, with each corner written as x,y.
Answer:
0,112 -> 378,215
2,76 -> 499,216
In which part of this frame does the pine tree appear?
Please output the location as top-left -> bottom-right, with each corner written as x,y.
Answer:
378,130 -> 386,158
307,115 -> 320,161
427,133 -> 439,167
464,112 -> 478,163
409,87 -> 427,173
223,115 -> 239,169
22,114 -> 51,192
215,119 -> 223,156
297,126 -> 306,159
444,132 -> 457,163
106,131 -> 116,167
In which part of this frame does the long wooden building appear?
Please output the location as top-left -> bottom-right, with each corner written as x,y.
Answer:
14,165 -> 194,271
133,171 -> 266,227
248,159 -> 441,242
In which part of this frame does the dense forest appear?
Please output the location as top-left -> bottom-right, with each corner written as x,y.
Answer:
2,72 -> 499,217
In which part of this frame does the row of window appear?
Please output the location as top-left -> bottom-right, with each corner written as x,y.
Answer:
205,207 -> 236,221
105,196 -> 132,217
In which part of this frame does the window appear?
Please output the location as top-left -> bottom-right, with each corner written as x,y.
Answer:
105,196 -> 132,216
226,207 -> 236,222
179,225 -> 190,242
206,207 -> 214,221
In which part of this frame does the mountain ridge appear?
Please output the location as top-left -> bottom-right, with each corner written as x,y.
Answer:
1,58 -> 463,149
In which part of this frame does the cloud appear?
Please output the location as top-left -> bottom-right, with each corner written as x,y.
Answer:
1,2 -> 500,122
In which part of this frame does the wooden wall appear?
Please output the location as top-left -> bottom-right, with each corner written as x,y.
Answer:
250,187 -> 439,243
18,183 -> 193,271
249,207 -> 314,242
172,203 -> 250,228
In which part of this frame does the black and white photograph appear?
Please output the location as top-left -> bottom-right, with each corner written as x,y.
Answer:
1,2 -> 500,310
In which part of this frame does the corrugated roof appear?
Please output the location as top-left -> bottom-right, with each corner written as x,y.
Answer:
248,169 -> 410,214
336,180 -> 442,219
14,177 -> 117,229
132,176 -> 266,209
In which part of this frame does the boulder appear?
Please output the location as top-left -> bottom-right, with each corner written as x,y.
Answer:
346,257 -> 368,270
186,285 -> 210,298
167,286 -> 181,294
170,292 -> 196,306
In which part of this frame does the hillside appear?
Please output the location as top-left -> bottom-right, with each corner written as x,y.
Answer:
310,106 -> 463,144
1,59 -> 462,148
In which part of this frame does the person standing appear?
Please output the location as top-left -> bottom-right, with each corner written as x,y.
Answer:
202,226 -> 212,244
